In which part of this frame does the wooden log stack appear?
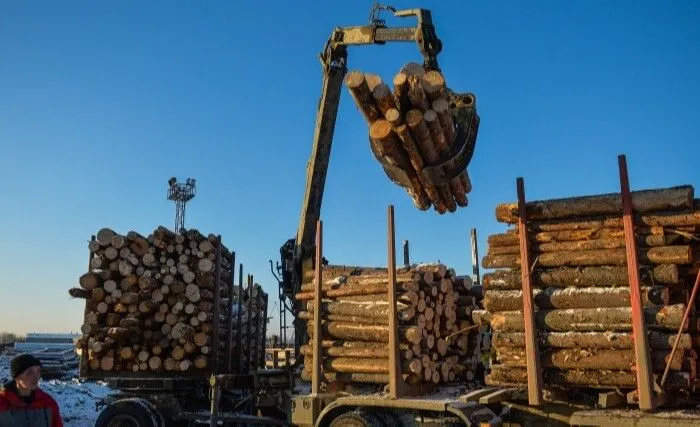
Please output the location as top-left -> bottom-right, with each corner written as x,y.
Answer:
475,185 -> 700,392
69,226 -> 267,376
295,264 -> 488,387
344,63 -> 478,214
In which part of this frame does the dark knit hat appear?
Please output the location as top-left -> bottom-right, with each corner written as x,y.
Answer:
11,354 -> 42,379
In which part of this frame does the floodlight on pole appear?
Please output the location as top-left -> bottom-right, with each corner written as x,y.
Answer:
167,177 -> 196,233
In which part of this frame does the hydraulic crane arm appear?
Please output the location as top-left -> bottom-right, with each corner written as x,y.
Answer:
281,5 -> 443,297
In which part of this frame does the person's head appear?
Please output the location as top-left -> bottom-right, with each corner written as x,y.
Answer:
11,354 -> 42,392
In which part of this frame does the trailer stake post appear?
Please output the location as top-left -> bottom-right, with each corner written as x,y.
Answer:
516,177 -> 544,406
618,154 -> 656,411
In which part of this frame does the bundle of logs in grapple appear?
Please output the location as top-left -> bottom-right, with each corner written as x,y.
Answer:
69,226 -> 267,375
345,62 -> 478,214
294,264 -> 488,386
473,185 -> 700,391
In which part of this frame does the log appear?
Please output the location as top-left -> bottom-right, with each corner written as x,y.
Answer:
482,246 -> 692,268
496,347 -> 690,371
424,109 -> 467,207
492,331 -> 693,350
488,235 -> 681,255
302,357 -> 422,375
307,321 -> 422,344
96,228 -> 116,246
370,119 -> 430,210
405,109 -> 450,213
482,286 -> 669,311
371,83 -> 398,117
432,98 -> 456,145
407,75 -> 430,111
473,304 -> 687,332
300,344 -> 389,359
344,71 -> 381,122
487,227 -> 692,247
526,209 -> 700,231
486,365 -> 690,390
421,70 -> 447,102
69,288 -> 90,299
301,370 -> 390,384
495,185 -> 694,224
483,265 -> 680,290
306,300 -> 415,320
393,72 -> 412,114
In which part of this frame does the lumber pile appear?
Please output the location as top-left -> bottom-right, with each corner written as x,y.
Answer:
475,185 -> 700,391
345,62 -> 479,214
295,264 -> 488,386
69,226 -> 267,375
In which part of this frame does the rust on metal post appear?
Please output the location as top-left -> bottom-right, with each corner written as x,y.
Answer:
387,205 -> 403,399
311,220 -> 323,395
662,269 -> 700,388
618,154 -> 656,411
516,178 -> 544,406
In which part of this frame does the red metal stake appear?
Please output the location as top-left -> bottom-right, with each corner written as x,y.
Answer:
311,220 -> 323,395
516,177 -> 544,406
618,154 -> 656,411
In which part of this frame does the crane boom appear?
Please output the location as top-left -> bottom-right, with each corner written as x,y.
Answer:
277,5 -> 474,359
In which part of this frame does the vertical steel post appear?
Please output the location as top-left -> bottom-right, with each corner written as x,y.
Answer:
226,251 -> 235,373
403,240 -> 410,268
212,235 -> 222,374
516,178 -> 544,406
311,220 -> 323,394
618,154 -> 656,410
470,228 -> 481,285
237,264 -> 244,374
387,206 -> 402,398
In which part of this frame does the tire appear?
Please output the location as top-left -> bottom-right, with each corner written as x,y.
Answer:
329,410 -> 386,427
95,398 -> 165,427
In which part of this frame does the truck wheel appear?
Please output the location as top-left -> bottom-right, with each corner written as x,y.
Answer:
329,410 -> 386,427
95,397 -> 165,427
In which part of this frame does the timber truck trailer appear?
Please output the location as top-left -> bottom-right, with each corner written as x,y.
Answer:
279,4 -> 700,427
75,231 -> 293,426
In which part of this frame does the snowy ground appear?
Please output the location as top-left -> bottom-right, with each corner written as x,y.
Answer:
0,364 -> 113,427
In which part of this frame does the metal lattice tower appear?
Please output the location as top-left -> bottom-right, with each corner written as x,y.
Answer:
167,177 -> 196,233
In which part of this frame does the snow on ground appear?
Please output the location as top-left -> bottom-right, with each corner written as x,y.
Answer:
0,364 -> 114,427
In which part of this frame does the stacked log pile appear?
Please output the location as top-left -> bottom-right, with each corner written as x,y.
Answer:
232,282 -> 268,373
294,264 -> 487,386
345,62 -> 479,214
474,185 -> 700,391
69,226 -> 266,375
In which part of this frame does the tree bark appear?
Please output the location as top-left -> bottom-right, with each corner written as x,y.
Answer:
483,265 -> 680,290
495,185 -> 694,224
473,304 -> 687,332
488,227 -> 692,247
487,235 -> 681,255
482,246 -> 692,268
307,321 -> 422,344
496,347 -> 691,371
525,208 -> 700,231
486,365 -> 690,390
344,71 -> 381,122
482,286 -> 668,311
492,331 -> 692,350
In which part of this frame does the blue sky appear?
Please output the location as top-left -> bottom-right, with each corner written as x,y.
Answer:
0,1 -> 698,336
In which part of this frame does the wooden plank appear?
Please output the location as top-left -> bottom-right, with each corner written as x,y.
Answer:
598,391 -> 626,408
618,155 -> 656,411
387,205 -> 402,398
311,220 -> 323,394
516,177 -> 544,406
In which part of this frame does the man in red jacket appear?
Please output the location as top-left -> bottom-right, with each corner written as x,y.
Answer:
0,354 -> 63,427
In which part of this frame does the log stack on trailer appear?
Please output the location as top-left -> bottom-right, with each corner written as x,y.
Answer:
69,226 -> 269,377
474,185 -> 700,393
345,62 -> 479,214
295,263 -> 489,387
